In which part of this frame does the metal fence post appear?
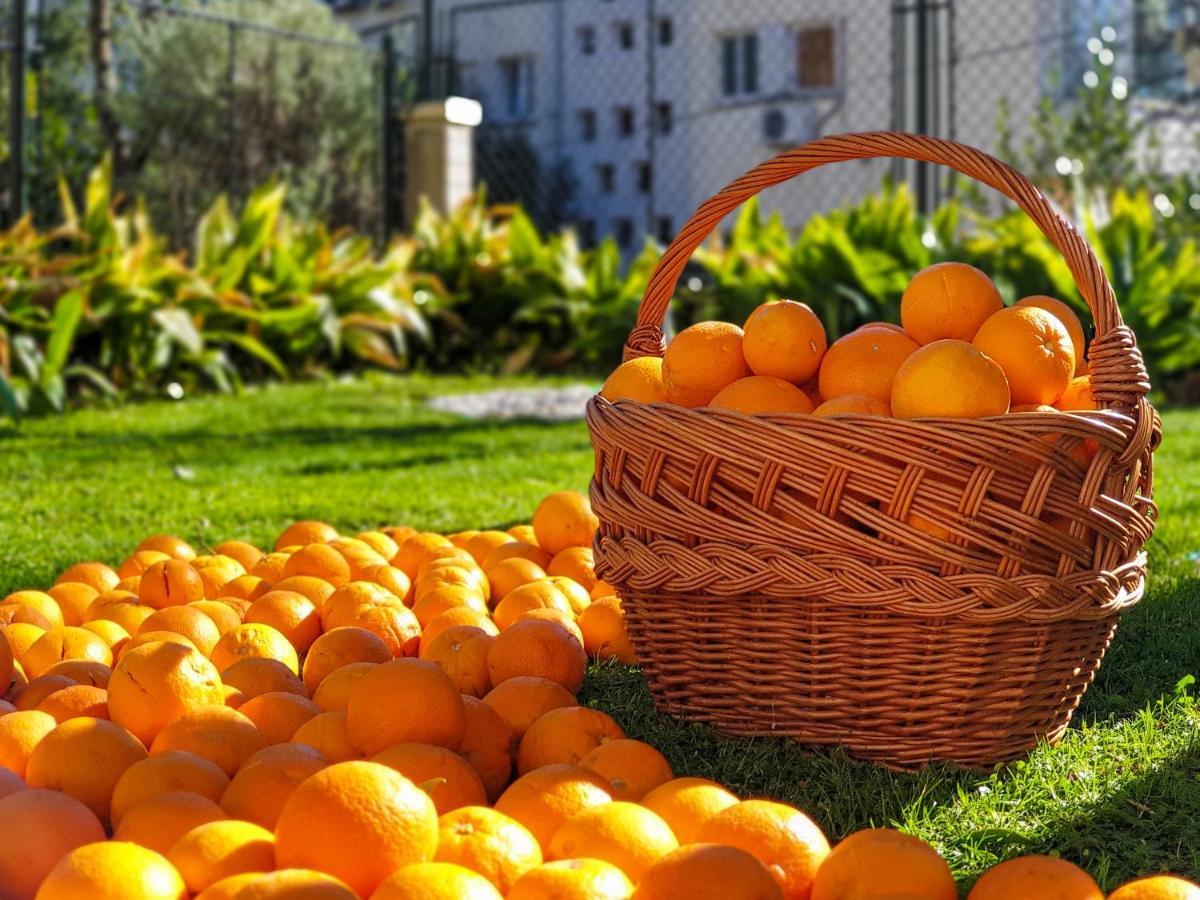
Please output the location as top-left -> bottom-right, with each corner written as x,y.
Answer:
381,32 -> 399,240
8,0 -> 27,224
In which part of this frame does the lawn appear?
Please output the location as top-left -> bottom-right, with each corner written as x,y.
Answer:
2,375 -> 1197,891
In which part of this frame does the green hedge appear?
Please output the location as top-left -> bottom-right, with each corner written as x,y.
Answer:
2,163 -> 1197,419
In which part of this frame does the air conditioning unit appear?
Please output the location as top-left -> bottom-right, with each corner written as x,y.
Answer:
761,104 -> 817,148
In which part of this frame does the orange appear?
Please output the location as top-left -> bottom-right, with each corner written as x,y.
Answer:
420,625 -> 495,697
46,583 -> 99,627
150,706 -> 266,776
275,520 -> 339,551
532,492 -> 599,557
193,558 -> 248,600
36,685 -> 109,723
459,696 -> 514,802
817,327 -> 919,404
220,575 -> 271,603
421,608 -> 498,652
12,674 -> 76,710
86,593 -> 154,634
111,749 -> 231,827
578,597 -> 636,664
711,374 -> 815,414
22,626 -> 112,678
489,619 -> 587,695
116,576 -> 143,593
0,708 -> 57,777
436,806 -> 542,893
483,676 -> 577,742
4,621 -> 48,663
219,742 -> 329,830
249,553 -> 291,583
813,394 -> 891,416
302,627 -> 392,694
590,580 -> 616,599
972,306 -> 1075,405
275,760 -> 439,898
548,800 -> 678,882
464,531 -> 516,566
341,602 -> 421,658
495,764 -> 614,850
346,658 -> 467,755
107,641 -> 224,745
373,742 -> 489,815
70,619 -> 129,654
36,839 -> 186,900
1015,294 -> 1088,374
329,539 -> 389,581
38,658 -> 112,688
0,603 -> 53,631
114,792 -> 229,856
197,869 -> 357,899
364,564 -> 413,603
578,738 -> 672,802
118,551 -> 172,580
0,788 -> 106,899
221,657 -> 308,699
493,581 -> 574,631
136,534 -> 197,560
0,763 -> 19,797
140,559 -> 206,609
312,662 -> 378,712
546,547 -> 596,591
356,530 -> 401,560
602,357 -> 669,404
641,777 -> 739,844
662,320 -> 752,408
507,859 -> 633,900
395,533 -> 457,579
55,562 -> 121,594
1055,375 -> 1099,411
121,630 -> 198,657
635,842 -> 784,900
507,524 -> 538,544
1108,876 -> 1200,899
743,300 -> 828,384
246,591 -> 321,654
139,606 -> 221,656
891,339 -> 1010,418
212,541 -> 265,571
3,590 -> 64,628
167,819 -> 275,893
542,573 -> 593,612
518,608 -> 585,646
694,800 -> 829,900
966,854 -> 1101,899
413,585 -> 489,628
517,706 -> 625,775
372,862 -> 503,900
238,691 -> 320,744
900,262 -> 1003,344
211,623 -> 300,675
810,828 -> 956,900
282,544 -> 352,587
484,541 -> 553,572
270,575 -> 337,610
26,716 -> 148,824
292,710 -> 361,763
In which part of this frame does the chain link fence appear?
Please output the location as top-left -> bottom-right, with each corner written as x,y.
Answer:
0,0 -> 1195,246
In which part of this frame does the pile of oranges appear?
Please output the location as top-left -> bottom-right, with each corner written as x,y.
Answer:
0,489 -> 1194,899
603,261 -> 1097,420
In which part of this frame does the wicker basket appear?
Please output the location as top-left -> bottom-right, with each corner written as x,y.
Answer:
586,132 -> 1160,769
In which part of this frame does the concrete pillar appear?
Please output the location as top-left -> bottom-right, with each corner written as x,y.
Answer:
404,97 -> 483,226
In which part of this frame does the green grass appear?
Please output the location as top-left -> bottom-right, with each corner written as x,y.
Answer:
2,376 -> 1198,891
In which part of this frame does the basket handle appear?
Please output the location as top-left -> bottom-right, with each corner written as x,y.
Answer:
624,131 -> 1151,410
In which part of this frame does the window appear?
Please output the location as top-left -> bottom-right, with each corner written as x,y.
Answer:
615,106 -> 635,137
720,32 -> 759,97
579,219 -> 597,248
596,163 -> 616,193
615,218 -> 635,248
635,161 -> 652,194
615,21 -> 635,50
797,24 -> 836,90
654,101 -> 673,135
499,56 -> 534,119
577,25 -> 596,55
656,216 -> 674,244
578,108 -> 597,141
657,17 -> 674,46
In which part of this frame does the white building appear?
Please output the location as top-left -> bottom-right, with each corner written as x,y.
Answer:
330,0 -> 1196,244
